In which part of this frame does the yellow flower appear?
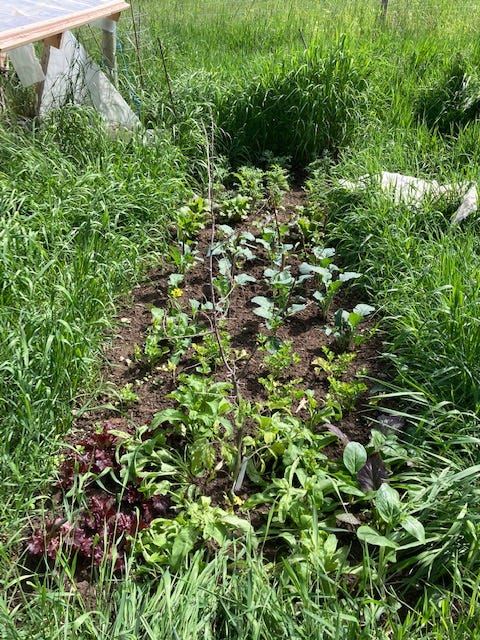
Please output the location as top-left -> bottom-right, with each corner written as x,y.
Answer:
170,287 -> 183,299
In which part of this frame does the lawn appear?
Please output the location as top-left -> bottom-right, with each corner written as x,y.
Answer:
2,1 -> 480,638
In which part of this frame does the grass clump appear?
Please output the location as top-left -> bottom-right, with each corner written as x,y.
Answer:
216,36 -> 369,167
415,54 -> 480,133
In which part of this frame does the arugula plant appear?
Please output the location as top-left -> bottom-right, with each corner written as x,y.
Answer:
166,244 -> 202,275
264,164 -> 289,210
143,300 -> 206,367
325,375 -> 368,420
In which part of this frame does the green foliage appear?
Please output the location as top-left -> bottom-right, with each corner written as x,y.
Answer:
151,375 -> 233,476
312,346 -> 357,377
261,339 -> 300,378
300,246 -> 362,320
138,496 -> 253,570
117,382 -> 139,407
0,113 -> 191,519
143,302 -> 205,367
6,1 -> 480,637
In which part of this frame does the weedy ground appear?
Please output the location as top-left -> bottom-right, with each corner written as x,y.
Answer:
2,0 -> 480,638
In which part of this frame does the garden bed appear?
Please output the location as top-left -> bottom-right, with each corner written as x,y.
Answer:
29,167 -> 407,577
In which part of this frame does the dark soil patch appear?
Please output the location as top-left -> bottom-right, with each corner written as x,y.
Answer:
75,189 -> 389,470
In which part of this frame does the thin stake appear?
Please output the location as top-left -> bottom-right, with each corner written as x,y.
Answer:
129,1 -> 145,91
157,37 -> 178,119
202,121 -> 246,493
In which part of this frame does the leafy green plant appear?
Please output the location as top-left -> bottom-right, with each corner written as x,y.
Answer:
252,267 -> 306,332
218,193 -> 251,223
166,244 -> 202,274
255,223 -> 293,266
232,165 -> 265,211
325,375 -> 368,420
325,304 -> 375,350
175,197 -> 208,246
151,375 -> 234,476
300,247 -> 362,320
137,495 -> 253,570
264,164 -> 289,210
144,303 -> 205,367
117,382 -> 139,407
312,346 -> 356,377
260,339 -> 300,378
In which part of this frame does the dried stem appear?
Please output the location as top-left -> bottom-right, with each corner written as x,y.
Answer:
202,121 -> 245,492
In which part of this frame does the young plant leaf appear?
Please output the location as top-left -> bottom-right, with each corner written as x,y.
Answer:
287,303 -> 307,315
356,453 -> 389,491
343,441 -> 367,475
170,525 -> 198,570
339,271 -> 362,282
401,515 -> 426,543
353,303 -> 375,317
357,525 -> 399,549
251,296 -> 275,319
374,483 -> 402,524
234,273 -> 256,285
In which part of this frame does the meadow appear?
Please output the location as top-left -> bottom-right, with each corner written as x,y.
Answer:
2,0 -> 480,637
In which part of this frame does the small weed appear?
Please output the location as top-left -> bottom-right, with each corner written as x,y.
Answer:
312,346 -> 357,377
117,382 -> 139,407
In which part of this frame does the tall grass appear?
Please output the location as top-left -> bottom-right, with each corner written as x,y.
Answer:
3,0 -> 480,638
0,109 -> 190,523
215,36 -> 369,166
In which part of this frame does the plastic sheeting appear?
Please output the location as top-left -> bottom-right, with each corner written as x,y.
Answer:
40,30 -> 139,130
8,43 -> 44,86
339,172 -> 478,224
2,1 -> 122,32
0,0 -> 128,52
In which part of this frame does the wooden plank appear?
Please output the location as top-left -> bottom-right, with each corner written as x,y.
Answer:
43,33 -> 63,49
0,52 -> 9,71
0,2 -> 129,53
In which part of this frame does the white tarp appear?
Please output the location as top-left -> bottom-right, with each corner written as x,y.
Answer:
339,172 -> 478,224
39,31 -> 139,130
